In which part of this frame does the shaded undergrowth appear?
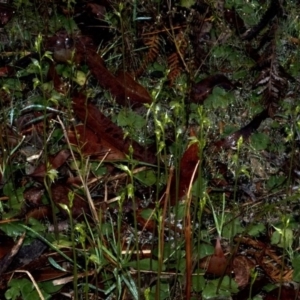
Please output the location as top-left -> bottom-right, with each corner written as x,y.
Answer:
0,0 -> 300,299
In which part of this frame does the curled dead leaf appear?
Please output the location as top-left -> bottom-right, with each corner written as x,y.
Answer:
199,237 -> 229,277
206,237 -> 228,276
232,255 -> 255,288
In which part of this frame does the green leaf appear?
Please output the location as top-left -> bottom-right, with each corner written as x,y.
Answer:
5,285 -> 20,300
151,62 -> 165,72
192,272 -> 205,292
250,132 -> 270,150
205,87 -> 234,109
90,162 -> 107,177
292,254 -> 300,282
3,183 -> 25,208
126,259 -> 165,271
73,70 -> 87,86
252,296 -> 264,300
172,202 -> 186,219
202,276 -> 239,299
262,283 -> 277,292
266,175 -> 286,191
199,244 -> 214,259
48,257 -> 67,272
121,274 -> 138,300
140,208 -> 155,220
149,282 -> 170,300
248,223 -> 265,237
5,278 -> 43,300
39,281 -> 64,294
46,168 -> 58,183
28,218 -> 46,233
20,281 -> 34,297
222,213 -> 244,239
0,222 -> 25,238
134,169 -> 156,186
117,109 -> 146,129
2,79 -> 23,91
271,227 -> 293,248
161,241 -> 184,261
180,0 -> 196,8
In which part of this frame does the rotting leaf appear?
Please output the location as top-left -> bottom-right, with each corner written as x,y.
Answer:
68,124 -> 103,155
0,233 -> 25,275
47,63 -> 69,95
211,109 -> 269,151
0,66 -> 15,77
235,236 -> 293,283
30,149 -> 70,178
115,70 -> 152,107
232,255 -> 255,288
23,186 -> 44,206
169,130 -> 199,205
85,3 -> 107,21
204,237 -> 228,277
84,51 -> 151,107
51,183 -> 89,218
190,74 -> 235,104
72,94 -> 156,164
25,206 -> 51,222
264,286 -> 298,300
68,124 -> 125,160
0,4 -> 14,27
136,208 -> 157,232
48,33 -> 153,107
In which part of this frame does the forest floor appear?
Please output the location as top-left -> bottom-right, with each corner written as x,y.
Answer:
0,0 -> 300,299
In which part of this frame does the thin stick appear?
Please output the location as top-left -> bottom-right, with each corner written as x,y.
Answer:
57,116 -> 99,223
185,160 -> 200,300
11,270 -> 44,300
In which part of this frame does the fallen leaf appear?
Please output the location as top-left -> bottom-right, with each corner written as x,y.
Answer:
30,149 -> 70,178
68,124 -> 125,160
0,4 -> 14,27
51,183 -> 89,218
25,206 -> 52,221
211,109 -> 269,151
199,237 -> 228,277
46,31 -> 152,107
190,74 -> 235,104
232,255 -> 255,288
68,124 -> 103,155
224,8 -> 246,35
24,187 -> 45,206
72,94 -> 156,164
169,129 -> 199,205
